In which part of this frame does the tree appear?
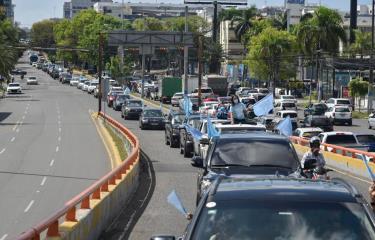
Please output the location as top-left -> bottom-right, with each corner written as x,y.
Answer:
0,19 -> 20,80
132,17 -> 164,31
349,78 -> 369,111
247,27 -> 296,95
349,30 -> 372,58
231,6 -> 257,46
31,19 -> 57,47
272,11 -> 288,31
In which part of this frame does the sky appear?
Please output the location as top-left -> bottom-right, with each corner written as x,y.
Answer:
14,0 -> 374,28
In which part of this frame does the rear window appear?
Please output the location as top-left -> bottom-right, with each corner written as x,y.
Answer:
128,101 -> 142,107
282,96 -> 294,100
9,83 -> 19,87
336,108 -> 350,113
144,110 -> 163,117
337,100 -> 351,105
356,135 -> 375,144
302,131 -> 321,138
326,135 -> 357,144
28,77 -> 36,80
282,103 -> 296,108
283,113 -> 297,118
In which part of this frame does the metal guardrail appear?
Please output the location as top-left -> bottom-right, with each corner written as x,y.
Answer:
17,112 -> 140,240
290,136 -> 375,160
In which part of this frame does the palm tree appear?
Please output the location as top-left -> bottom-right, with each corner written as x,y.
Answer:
350,30 -> 371,59
272,11 -> 288,31
231,7 -> 257,46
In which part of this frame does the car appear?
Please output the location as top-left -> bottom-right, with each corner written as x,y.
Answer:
274,110 -> 298,130
193,133 -> 301,204
293,127 -> 323,139
240,96 -> 256,107
326,98 -> 352,109
164,110 -> 186,148
191,87 -> 213,99
139,109 -> 165,130
354,133 -> 375,152
179,97 -> 200,112
112,94 -> 130,111
32,62 -> 38,67
11,68 -> 27,75
318,131 -> 369,152
171,92 -> 184,107
235,87 -> 252,96
26,76 -> 38,85
275,95 -> 297,104
304,103 -> 328,117
153,177 -> 375,240
199,101 -> 218,115
217,96 -> 232,105
255,87 -> 269,94
36,62 -> 43,69
107,91 -> 123,107
69,76 -> 80,86
325,106 -> 352,125
179,114 -> 202,158
274,101 -> 297,112
77,79 -> 87,89
82,81 -> 91,92
121,99 -> 143,119
61,73 -> 72,84
87,81 -> 99,94
302,114 -> 333,132
7,82 -> 22,94
256,115 -> 275,131
370,112 -> 375,129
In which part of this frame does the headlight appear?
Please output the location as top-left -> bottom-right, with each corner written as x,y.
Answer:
142,119 -> 149,123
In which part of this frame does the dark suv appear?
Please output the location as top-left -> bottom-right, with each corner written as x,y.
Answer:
302,114 -> 333,132
121,99 -> 143,119
164,110 -> 185,148
152,177 -> 375,240
179,114 -> 202,158
193,133 -> 301,204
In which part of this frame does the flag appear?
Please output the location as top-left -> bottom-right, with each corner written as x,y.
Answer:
362,155 -> 375,181
207,115 -> 220,138
124,87 -> 130,95
160,101 -> 163,111
167,190 -> 187,216
276,116 -> 293,137
184,95 -> 192,117
253,94 -> 274,116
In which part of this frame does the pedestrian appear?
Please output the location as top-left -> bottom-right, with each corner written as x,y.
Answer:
229,95 -> 247,124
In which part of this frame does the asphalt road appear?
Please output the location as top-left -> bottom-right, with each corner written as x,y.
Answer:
94,97 -> 374,239
0,56 -> 110,239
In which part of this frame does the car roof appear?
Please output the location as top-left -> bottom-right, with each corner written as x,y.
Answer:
217,132 -> 287,141
143,108 -> 162,112
278,110 -> 297,113
320,131 -> 353,136
296,127 -> 323,132
210,178 -> 358,203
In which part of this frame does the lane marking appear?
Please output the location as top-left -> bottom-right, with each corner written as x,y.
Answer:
12,120 -> 20,131
16,128 -> 19,133
22,115 -> 25,120
329,166 -> 373,184
40,177 -> 47,186
58,136 -> 61,142
0,148 -> 5,154
10,137 -> 15,142
24,200 -> 34,213
24,110 -> 28,114
36,190 -> 40,193
0,234 -> 8,240
50,159 -> 55,166
58,127 -> 62,132
56,146 -> 59,152
58,120 -> 61,125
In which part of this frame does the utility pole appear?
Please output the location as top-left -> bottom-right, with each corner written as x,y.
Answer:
98,32 -> 104,113
141,45 -> 146,98
369,0 -> 374,113
316,50 -> 322,102
212,1 -> 218,43
198,35 -> 203,106
184,5 -> 189,95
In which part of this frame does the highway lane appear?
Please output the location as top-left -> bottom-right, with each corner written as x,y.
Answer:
0,57 -> 110,239
91,97 -> 373,239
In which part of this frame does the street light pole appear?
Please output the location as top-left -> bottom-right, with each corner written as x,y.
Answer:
98,32 -> 104,113
368,0 -> 374,113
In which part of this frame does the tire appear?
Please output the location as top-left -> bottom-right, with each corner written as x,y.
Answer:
121,112 -> 124,118
165,132 -> 170,145
369,124 -> 372,129
348,120 -> 352,126
140,124 -> 143,130
183,143 -> 192,158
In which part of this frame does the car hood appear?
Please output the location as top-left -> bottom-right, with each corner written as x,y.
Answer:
205,166 -> 300,179
7,86 -> 21,89
143,117 -> 164,120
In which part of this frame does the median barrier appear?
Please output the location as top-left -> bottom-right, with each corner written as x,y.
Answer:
290,136 -> 375,180
17,112 -> 140,240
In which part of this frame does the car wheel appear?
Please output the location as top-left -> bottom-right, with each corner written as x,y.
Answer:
180,144 -> 184,154
121,112 -> 124,118
183,144 -> 192,158
369,124 -> 372,129
165,133 -> 170,145
140,123 -> 143,130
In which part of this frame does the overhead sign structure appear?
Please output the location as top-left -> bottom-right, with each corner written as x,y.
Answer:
107,31 -> 195,47
184,0 -> 247,5
286,0 -> 305,4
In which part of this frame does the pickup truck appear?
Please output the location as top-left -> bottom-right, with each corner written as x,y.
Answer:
318,132 -> 369,154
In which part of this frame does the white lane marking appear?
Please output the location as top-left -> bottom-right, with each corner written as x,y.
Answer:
24,200 -> 34,213
24,110 -> 28,114
58,136 -> 61,142
56,146 -> 59,152
16,128 -> 19,133
58,127 -> 62,132
0,234 -> 8,240
329,166 -> 373,184
58,120 -> 61,125
12,120 -> 20,131
22,115 -> 25,120
10,137 -> 15,142
36,190 -> 40,193
0,148 -> 5,154
40,177 -> 47,186
50,159 -> 55,166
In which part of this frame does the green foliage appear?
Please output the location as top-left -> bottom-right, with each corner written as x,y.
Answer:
31,19 -> 57,47
349,77 -> 369,98
272,11 -> 288,30
230,6 -> 257,45
105,55 -> 133,82
0,19 -> 20,79
132,17 -> 164,31
349,30 -> 372,57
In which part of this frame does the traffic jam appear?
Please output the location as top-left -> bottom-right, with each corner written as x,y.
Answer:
29,61 -> 375,239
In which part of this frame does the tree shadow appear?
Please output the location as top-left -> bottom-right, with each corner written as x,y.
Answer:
0,112 -> 11,122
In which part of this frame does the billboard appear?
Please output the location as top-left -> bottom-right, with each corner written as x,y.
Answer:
184,0 -> 247,6
286,0 -> 305,4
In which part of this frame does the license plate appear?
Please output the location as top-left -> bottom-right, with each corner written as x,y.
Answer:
151,123 -> 158,126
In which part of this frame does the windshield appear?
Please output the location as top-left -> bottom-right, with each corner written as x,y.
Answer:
194,89 -> 212,93
337,100 -> 351,105
283,113 -> 297,118
9,83 -> 19,87
259,89 -> 269,94
336,108 -> 350,113
326,135 -> 357,144
116,95 -> 128,101
282,103 -> 296,108
282,96 -> 294,100
128,101 -> 142,107
302,131 -> 321,138
173,114 -> 185,124
210,139 -> 298,170
144,110 -> 162,117
356,135 -> 375,144
192,201 -> 375,240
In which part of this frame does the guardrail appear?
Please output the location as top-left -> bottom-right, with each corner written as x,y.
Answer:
17,112 -> 140,240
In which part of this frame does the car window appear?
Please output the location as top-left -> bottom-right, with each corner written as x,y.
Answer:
9,83 -> 20,87
327,99 -> 334,104
326,135 -> 357,144
192,201 -> 375,240
302,131 -> 321,138
284,113 -> 297,118
328,107 -> 333,112
144,110 -> 162,117
282,103 -> 295,108
337,100 -> 351,105
356,135 -> 375,144
335,108 -> 350,113
128,101 -> 142,107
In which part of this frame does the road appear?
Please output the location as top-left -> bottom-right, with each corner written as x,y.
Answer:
95,97 -> 374,239
0,56 -> 110,239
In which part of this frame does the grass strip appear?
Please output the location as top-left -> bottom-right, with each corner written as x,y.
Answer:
105,124 -> 128,161
352,111 -> 369,119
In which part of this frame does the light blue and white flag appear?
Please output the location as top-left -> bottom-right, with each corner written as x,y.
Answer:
160,101 -> 163,111
124,87 -> 130,95
276,116 -> 293,137
207,115 -> 220,138
184,95 -> 193,117
362,154 -> 375,181
167,190 -> 187,216
253,94 -> 274,116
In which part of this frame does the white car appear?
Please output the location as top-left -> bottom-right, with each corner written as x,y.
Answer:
82,81 -> 91,91
240,96 -> 256,106
293,127 -> 323,139
191,87 -> 213,99
171,92 -> 183,107
325,98 -> 352,109
70,76 -> 80,86
110,86 -> 123,92
275,95 -> 297,104
275,110 -> 298,130
26,76 -> 38,85
325,106 -> 352,125
274,101 -> 297,112
235,87 -> 252,96
199,101 -> 218,115
7,82 -> 22,94
32,62 -> 38,67
87,81 -> 99,94
369,113 -> 375,129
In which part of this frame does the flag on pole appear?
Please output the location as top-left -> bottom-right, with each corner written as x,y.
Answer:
184,95 -> 192,117
276,116 -> 293,137
207,115 -> 220,138
362,155 -> 375,181
253,94 -> 274,116
167,190 -> 188,216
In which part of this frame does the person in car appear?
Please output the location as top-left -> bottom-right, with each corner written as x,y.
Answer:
301,136 -> 326,169
229,95 -> 247,124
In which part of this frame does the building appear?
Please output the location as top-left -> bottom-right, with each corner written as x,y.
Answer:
0,0 -> 14,23
63,0 -> 113,19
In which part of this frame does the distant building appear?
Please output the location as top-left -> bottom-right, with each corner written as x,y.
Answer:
63,0 -> 112,19
0,0 -> 14,23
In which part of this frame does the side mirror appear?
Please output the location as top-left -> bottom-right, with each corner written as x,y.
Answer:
199,137 -> 209,145
192,156 -> 204,167
150,236 -> 176,240
303,158 -> 317,170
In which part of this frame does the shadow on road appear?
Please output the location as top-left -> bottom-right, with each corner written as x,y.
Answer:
0,112 -> 11,122
100,149 -> 156,240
